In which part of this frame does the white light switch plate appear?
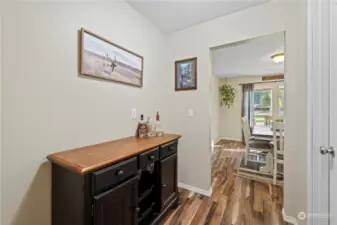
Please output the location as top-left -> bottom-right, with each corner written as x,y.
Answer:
132,108 -> 137,119
188,108 -> 194,117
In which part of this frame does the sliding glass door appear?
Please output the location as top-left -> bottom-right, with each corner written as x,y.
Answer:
278,84 -> 285,117
252,81 -> 284,136
253,89 -> 273,127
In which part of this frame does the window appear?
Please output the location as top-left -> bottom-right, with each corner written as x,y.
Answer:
251,82 -> 285,136
279,86 -> 285,116
253,89 -> 272,126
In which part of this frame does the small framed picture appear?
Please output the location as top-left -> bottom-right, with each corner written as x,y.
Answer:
175,57 -> 197,91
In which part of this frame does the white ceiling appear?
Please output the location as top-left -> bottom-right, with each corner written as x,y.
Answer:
127,0 -> 271,33
211,32 -> 285,78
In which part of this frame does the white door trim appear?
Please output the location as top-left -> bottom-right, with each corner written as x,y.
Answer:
0,14 -> 2,225
307,0 -> 330,224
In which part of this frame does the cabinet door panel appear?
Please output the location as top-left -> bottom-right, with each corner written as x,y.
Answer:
94,176 -> 138,225
160,153 -> 177,209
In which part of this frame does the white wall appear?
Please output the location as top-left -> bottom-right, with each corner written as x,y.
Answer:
0,2 -> 167,225
210,74 -> 219,146
167,0 -> 308,223
0,0 -> 309,224
283,0 -> 308,222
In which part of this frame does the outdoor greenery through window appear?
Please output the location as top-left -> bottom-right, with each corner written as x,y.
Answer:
279,86 -> 285,116
253,90 -> 272,126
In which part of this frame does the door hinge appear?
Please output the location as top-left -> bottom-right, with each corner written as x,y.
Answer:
92,204 -> 94,216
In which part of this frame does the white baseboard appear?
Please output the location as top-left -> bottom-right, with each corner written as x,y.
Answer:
282,208 -> 298,225
212,137 -> 224,153
211,137 -> 222,148
178,182 -> 212,197
213,136 -> 242,145
221,137 -> 242,142
214,136 -> 222,144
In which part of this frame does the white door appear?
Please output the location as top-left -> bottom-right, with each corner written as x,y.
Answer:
312,0 -> 337,224
311,0 -> 334,224
0,15 -> 2,225
329,1 -> 337,224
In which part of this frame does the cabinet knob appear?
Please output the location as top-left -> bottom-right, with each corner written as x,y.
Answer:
116,170 -> 124,176
135,207 -> 140,213
148,155 -> 155,160
162,184 -> 167,188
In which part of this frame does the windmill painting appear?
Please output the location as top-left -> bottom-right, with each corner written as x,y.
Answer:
80,28 -> 144,87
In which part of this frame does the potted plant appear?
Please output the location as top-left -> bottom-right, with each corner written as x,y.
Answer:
219,84 -> 236,108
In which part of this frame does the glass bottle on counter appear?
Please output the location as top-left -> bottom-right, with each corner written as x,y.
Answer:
138,114 -> 148,138
147,117 -> 156,137
155,111 -> 164,136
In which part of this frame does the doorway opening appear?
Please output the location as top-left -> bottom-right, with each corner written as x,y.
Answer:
209,31 -> 286,224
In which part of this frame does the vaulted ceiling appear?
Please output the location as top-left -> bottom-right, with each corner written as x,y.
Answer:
127,0 -> 272,33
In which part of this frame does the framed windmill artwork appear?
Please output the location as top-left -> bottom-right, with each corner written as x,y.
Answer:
175,57 -> 197,91
79,28 -> 144,87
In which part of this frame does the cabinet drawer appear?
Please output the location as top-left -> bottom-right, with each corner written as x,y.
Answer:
160,142 -> 177,159
139,148 -> 159,169
92,157 -> 138,195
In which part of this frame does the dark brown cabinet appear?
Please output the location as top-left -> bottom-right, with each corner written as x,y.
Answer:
93,176 -> 139,225
48,134 -> 181,225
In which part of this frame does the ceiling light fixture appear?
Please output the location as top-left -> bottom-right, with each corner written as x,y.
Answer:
271,53 -> 285,63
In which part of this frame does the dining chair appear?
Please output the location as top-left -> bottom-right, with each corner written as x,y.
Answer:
273,121 -> 284,185
242,117 -> 272,165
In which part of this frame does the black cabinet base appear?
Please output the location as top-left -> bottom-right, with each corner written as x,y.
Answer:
140,194 -> 179,225
51,140 -> 179,225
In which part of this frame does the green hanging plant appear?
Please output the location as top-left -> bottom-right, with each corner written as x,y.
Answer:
219,84 -> 236,108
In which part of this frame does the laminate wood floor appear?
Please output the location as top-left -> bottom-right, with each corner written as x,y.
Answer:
161,140 -> 286,225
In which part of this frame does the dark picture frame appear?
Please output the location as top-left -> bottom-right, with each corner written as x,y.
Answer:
175,57 -> 197,91
79,28 -> 144,87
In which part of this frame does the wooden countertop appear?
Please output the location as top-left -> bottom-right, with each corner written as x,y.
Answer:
47,134 -> 181,174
